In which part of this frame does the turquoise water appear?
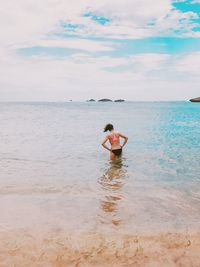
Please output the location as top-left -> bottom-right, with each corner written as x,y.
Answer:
0,101 -> 200,233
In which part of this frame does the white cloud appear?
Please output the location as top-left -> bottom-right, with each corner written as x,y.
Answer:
0,0 -> 200,101
56,0 -> 199,39
173,52 -> 200,74
13,38 -> 114,52
0,0 -> 198,49
0,50 -> 200,101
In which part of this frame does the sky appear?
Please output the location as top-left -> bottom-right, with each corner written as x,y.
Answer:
0,0 -> 200,101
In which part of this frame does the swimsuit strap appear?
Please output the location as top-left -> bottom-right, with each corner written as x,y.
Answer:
113,133 -> 117,141
110,132 -> 118,142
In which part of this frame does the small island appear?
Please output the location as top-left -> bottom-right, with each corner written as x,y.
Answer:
86,99 -> 96,102
190,97 -> 200,102
98,98 -> 112,102
114,99 -> 125,102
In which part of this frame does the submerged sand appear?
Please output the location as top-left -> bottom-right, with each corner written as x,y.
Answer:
1,229 -> 200,267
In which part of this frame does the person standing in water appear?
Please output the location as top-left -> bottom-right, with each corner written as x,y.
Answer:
101,123 -> 128,160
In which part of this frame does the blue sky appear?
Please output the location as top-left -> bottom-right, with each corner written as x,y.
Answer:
0,0 -> 200,101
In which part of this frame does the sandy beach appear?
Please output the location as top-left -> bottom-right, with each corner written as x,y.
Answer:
1,229 -> 200,267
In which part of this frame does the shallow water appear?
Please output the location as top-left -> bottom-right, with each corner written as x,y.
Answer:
0,101 -> 200,233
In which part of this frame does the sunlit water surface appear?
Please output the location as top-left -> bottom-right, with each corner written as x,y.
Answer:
0,101 -> 200,234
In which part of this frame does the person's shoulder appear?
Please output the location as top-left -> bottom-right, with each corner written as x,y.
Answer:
107,133 -> 114,138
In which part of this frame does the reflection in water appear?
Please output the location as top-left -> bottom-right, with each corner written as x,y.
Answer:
98,158 -> 127,227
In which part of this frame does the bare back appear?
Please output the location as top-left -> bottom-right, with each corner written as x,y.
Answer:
108,132 -> 121,150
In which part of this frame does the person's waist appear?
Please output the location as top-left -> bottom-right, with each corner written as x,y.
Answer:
111,146 -> 122,150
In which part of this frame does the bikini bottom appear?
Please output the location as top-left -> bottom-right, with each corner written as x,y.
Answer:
111,148 -> 122,156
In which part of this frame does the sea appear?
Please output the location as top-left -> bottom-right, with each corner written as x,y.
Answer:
0,101 -> 200,234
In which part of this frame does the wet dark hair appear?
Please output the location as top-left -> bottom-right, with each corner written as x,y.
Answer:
104,123 -> 114,132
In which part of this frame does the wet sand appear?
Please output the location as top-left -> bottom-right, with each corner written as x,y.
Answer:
1,228 -> 200,267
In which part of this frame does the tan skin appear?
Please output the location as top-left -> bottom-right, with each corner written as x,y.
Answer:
102,129 -> 128,160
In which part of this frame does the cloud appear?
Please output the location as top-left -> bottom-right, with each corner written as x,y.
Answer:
173,51 -> 200,74
0,0 -> 200,101
14,39 -> 114,53
1,49 -> 200,101
0,0 -> 199,49
56,0 -> 199,39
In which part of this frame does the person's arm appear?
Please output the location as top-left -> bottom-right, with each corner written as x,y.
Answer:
101,136 -> 111,151
119,133 -> 128,148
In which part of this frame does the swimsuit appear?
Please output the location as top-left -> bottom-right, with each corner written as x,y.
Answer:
108,133 -> 122,156
108,133 -> 119,143
111,148 -> 122,156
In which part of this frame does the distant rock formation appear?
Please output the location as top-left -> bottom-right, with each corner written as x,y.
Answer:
98,98 -> 112,102
86,99 -> 96,102
190,97 -> 200,102
114,99 -> 125,102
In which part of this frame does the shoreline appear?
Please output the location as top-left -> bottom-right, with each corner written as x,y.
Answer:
1,228 -> 200,267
